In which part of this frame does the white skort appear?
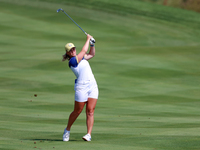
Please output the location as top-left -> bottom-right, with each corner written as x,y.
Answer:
74,80 -> 99,102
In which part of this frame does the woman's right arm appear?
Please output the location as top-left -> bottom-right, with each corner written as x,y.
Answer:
76,34 -> 92,63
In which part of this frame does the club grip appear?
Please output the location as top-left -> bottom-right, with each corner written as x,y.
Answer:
90,37 -> 95,43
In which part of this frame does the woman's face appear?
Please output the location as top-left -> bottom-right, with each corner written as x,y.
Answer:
67,47 -> 76,57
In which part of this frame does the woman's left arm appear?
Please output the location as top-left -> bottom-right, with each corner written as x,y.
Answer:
84,45 -> 95,60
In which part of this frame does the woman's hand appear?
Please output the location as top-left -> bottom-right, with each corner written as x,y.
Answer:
87,34 -> 93,41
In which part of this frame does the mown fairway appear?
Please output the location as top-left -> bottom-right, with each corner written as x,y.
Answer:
0,0 -> 200,150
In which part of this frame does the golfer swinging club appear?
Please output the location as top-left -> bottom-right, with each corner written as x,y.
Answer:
62,34 -> 98,142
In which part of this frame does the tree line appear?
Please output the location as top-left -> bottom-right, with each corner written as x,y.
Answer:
163,0 -> 200,12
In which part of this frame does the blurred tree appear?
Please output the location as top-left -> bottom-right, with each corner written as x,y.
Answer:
180,0 -> 200,12
163,0 -> 168,5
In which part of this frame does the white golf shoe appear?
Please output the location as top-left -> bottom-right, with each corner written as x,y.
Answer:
82,134 -> 91,141
63,129 -> 70,141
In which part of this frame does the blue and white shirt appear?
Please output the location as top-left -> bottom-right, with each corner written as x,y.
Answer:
69,56 -> 95,83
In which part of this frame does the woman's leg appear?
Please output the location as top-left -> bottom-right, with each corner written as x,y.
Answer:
86,98 -> 98,135
66,101 -> 86,131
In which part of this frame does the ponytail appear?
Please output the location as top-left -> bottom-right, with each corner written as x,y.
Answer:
62,53 -> 70,61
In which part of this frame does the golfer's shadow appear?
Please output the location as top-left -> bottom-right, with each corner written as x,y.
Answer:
33,139 -> 62,142
23,139 -> 79,142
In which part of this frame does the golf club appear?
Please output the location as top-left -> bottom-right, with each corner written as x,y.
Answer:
57,8 -> 95,43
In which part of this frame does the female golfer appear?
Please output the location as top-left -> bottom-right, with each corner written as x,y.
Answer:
62,34 -> 98,142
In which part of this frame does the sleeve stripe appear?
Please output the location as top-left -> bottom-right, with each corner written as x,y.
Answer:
75,56 -> 79,63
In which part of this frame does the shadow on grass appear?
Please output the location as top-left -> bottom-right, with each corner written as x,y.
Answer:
23,139 -> 80,142
22,133 -> 85,142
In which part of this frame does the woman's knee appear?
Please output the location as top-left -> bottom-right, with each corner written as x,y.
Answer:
86,108 -> 95,117
86,98 -> 97,116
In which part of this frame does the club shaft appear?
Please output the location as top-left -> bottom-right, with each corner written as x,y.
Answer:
61,10 -> 87,35
57,8 -> 95,43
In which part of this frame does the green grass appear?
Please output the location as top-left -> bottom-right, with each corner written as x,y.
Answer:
0,0 -> 200,149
